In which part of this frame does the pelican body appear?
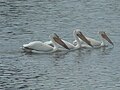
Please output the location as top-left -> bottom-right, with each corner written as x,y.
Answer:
73,30 -> 114,48
22,33 -> 69,53
44,30 -> 93,50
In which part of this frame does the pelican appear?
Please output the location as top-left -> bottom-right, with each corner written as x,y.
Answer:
22,33 -> 70,53
73,30 -> 114,48
44,30 -> 93,50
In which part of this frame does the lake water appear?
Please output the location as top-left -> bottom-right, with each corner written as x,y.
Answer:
0,0 -> 120,90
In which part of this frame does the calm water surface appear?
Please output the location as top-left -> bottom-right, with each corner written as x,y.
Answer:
0,0 -> 120,90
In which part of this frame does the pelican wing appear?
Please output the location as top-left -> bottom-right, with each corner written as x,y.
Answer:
62,40 -> 75,49
23,41 -> 53,51
86,37 -> 101,46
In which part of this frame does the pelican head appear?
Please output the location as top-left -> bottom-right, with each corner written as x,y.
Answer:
76,31 -> 93,47
99,31 -> 114,46
52,33 -> 70,50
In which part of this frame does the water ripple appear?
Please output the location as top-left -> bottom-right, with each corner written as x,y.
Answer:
0,0 -> 120,90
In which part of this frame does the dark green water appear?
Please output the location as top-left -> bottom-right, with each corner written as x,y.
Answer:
0,0 -> 120,90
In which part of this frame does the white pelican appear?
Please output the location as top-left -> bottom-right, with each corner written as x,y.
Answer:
74,30 -> 114,48
44,30 -> 93,50
22,33 -> 70,53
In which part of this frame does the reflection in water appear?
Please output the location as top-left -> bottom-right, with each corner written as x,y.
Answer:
52,51 -> 69,59
100,46 -> 114,55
